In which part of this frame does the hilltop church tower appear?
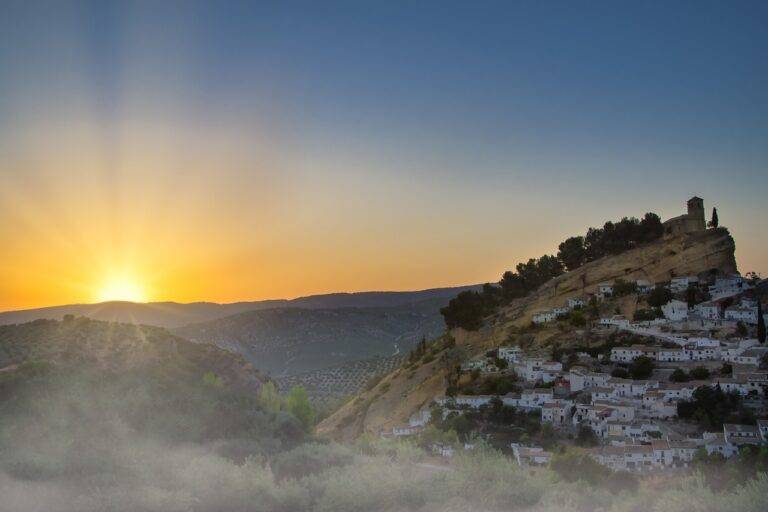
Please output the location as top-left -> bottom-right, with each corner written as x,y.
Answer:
662,196 -> 708,237
686,196 -> 706,231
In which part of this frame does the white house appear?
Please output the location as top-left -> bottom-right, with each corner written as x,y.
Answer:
636,280 -> 653,294
657,347 -> 690,362
725,305 -> 758,325
723,424 -> 764,447
600,315 -> 630,328
709,274 -> 751,300
597,282 -> 614,299
541,400 -> 573,427
670,276 -> 699,294
661,300 -> 689,321
694,301 -> 722,320
532,310 -> 556,324
567,297 -> 586,309
392,424 -> 423,437
730,347 -> 768,367
610,345 -> 657,363
511,444 -> 553,467
498,346 -> 522,363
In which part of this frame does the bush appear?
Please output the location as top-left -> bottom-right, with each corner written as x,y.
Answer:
689,366 -> 710,380
611,368 -> 629,379
629,355 -> 654,379
271,443 -> 354,481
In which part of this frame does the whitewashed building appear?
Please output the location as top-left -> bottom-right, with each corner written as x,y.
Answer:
661,300 -> 689,321
532,310 -> 556,324
670,276 -> 699,294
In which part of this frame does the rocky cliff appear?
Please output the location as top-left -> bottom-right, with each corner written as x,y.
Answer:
317,227 -> 737,441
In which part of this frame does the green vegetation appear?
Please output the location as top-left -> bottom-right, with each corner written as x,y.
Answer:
648,285 -> 673,308
441,211 -> 664,330
678,385 -> 755,430
628,355 -> 654,379
612,278 -> 637,297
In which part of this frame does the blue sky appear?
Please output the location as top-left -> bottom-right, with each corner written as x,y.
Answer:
0,1 -> 766,307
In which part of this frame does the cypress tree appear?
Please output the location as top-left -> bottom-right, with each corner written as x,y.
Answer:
709,207 -> 719,228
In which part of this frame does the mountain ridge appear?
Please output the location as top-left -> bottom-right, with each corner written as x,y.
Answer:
0,285 -> 482,328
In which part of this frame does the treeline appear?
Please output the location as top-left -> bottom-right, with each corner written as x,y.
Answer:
441,212 -> 664,330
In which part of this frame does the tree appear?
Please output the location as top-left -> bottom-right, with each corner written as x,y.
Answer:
709,207 -> 719,228
613,279 -> 637,297
557,236 -> 586,271
629,356 -> 654,379
758,299 -> 765,344
669,368 -> 689,382
611,367 -> 629,379
736,321 -> 748,338
648,286 -> 672,308
575,425 -> 598,447
440,291 -> 487,330
689,366 -> 710,380
257,381 -> 282,414
284,386 -> 316,433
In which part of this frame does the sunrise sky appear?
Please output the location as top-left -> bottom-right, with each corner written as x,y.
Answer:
1,1 -> 766,311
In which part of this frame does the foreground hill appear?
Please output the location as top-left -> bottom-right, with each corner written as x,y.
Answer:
0,285 -> 480,328
0,316 -> 266,392
174,299 -> 448,375
318,227 -> 738,441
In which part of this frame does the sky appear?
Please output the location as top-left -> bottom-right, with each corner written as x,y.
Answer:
0,0 -> 766,310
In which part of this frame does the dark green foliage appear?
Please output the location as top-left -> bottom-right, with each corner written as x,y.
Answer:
557,236 -> 586,271
720,362 -> 733,375
569,310 -> 586,327
583,213 -> 663,262
575,426 -> 598,447
689,366 -> 710,380
709,207 -> 719,228
647,286 -> 673,308
736,321 -> 748,337
440,290 -> 493,330
629,355 -> 654,379
669,368 -> 689,382
441,211 -> 665,330
677,385 -> 753,430
612,279 -> 637,297
611,367 -> 629,378
633,308 -> 661,321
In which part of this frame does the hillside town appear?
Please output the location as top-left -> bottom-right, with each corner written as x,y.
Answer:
385,265 -> 767,474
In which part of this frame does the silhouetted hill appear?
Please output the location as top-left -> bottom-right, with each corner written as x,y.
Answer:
0,285 -> 480,328
174,299 -> 450,375
0,316 -> 266,391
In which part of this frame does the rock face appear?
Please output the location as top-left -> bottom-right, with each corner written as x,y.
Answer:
317,228 -> 737,441
496,227 -> 736,329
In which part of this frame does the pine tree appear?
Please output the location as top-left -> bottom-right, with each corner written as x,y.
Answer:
709,207 -> 719,228
758,299 -> 765,344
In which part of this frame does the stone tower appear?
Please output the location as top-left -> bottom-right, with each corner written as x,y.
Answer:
687,196 -> 706,231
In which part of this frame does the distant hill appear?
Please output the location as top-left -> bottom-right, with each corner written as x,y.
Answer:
0,285 -> 480,328
173,298 -> 451,376
273,354 -> 406,404
0,316 -> 266,392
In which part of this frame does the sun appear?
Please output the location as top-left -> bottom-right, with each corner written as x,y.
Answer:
95,276 -> 148,303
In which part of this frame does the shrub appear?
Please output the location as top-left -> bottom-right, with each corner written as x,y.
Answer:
271,443 -> 354,481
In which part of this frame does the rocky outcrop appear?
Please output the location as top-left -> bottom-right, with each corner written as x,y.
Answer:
317,228 -> 737,441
